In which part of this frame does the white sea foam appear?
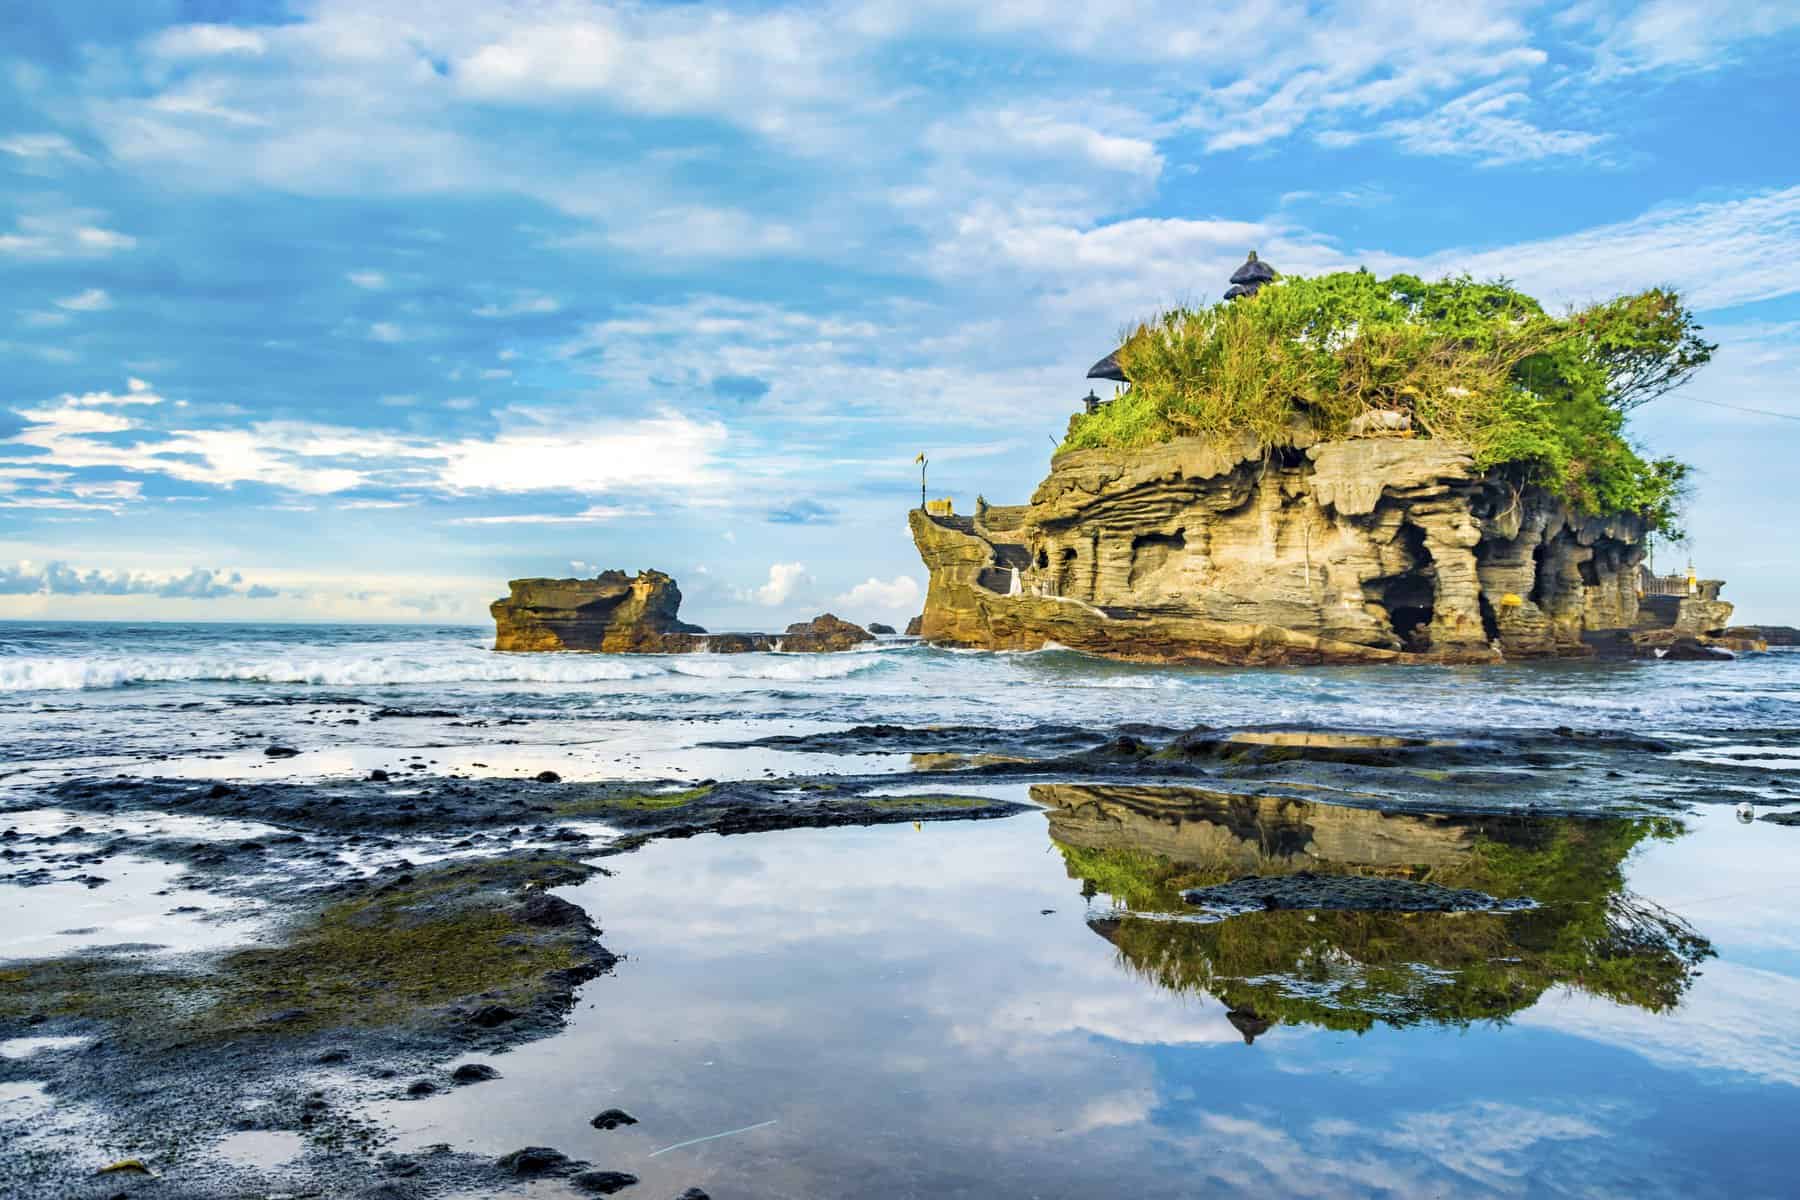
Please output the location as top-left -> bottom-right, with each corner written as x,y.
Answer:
0,645 -> 892,693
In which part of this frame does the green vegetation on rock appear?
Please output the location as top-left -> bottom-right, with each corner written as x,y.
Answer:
1062,813 -> 1710,1031
555,784 -> 715,816
0,856 -> 598,1042
1062,272 -> 1711,530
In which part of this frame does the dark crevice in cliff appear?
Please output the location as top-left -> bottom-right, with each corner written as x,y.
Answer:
1529,542 -> 1553,608
1364,524 -> 1437,651
1479,594 -> 1501,643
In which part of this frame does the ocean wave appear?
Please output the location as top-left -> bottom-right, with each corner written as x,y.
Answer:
0,646 -> 896,692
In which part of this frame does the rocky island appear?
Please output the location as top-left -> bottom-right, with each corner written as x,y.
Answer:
491,569 -> 875,653
911,257 -> 1742,665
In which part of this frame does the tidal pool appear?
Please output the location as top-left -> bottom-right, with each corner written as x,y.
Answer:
380,800 -> 1800,1199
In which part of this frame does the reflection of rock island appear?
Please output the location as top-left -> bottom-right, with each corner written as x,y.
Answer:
1036,784 -> 1713,1037
491,569 -> 874,653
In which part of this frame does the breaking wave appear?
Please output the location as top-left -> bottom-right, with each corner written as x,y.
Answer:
0,645 -> 898,693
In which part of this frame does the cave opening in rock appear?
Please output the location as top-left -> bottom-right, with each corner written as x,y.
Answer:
1364,523 -> 1437,650
1529,541 -> 1552,607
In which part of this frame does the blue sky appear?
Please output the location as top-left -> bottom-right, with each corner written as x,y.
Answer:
3,0 -> 1798,627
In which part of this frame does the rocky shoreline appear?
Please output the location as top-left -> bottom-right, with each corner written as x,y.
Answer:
5,694 -> 1797,1196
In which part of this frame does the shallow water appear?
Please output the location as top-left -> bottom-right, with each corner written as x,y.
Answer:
3,621 -> 1799,1197
379,809 -> 1799,1199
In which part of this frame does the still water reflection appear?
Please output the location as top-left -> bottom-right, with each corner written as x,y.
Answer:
388,799 -> 1797,1199
1038,784 -> 1713,1035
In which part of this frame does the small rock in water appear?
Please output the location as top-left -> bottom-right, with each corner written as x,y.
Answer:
497,1146 -> 571,1175
675,1191 -> 711,1200
405,1079 -> 437,1097
590,1108 -> 639,1130
535,770 -> 562,783
452,1062 -> 501,1084
368,769 -> 390,782
265,745 -> 300,758
572,1170 -> 639,1194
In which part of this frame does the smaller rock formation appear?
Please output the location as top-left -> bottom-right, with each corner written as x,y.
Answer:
780,613 -> 874,652
492,570 -> 704,652
904,615 -> 924,636
867,622 -> 898,635
1725,625 -> 1798,646
491,571 -> 874,654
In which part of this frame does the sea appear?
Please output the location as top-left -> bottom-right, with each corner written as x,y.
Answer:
3,621 -> 1800,1198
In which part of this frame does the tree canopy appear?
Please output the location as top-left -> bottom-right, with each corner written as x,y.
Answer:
1061,271 -> 1714,531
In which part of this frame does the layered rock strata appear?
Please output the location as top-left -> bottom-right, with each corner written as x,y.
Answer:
910,434 -> 1711,665
491,571 -> 873,653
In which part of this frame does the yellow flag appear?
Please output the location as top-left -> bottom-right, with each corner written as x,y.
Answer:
914,452 -> 926,464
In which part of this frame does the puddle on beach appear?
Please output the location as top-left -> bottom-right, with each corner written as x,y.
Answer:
0,852 -> 256,959
375,797 -> 1800,1199
212,1129 -> 304,1169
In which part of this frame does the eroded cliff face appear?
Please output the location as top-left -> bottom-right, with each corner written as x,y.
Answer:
911,435 -> 1678,664
491,570 -> 707,652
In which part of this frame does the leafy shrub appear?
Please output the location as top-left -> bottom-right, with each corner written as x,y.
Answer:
1062,271 -> 1712,530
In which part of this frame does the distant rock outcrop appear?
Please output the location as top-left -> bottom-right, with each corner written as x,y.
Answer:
909,433 -> 1710,665
780,613 -> 874,653
491,571 -> 874,655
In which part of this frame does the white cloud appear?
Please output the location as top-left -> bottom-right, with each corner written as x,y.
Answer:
54,288 -> 113,312
0,133 -> 91,166
368,321 -> 407,343
149,24 -> 269,59
1429,185 -> 1800,311
346,270 -> 387,289
450,505 -> 653,525
0,559 -> 273,598
473,293 -> 560,317
748,561 -> 807,606
834,574 -> 922,614
1353,81 -> 1610,167
1585,0 -> 1800,76
0,212 -> 136,259
3,380 -> 733,504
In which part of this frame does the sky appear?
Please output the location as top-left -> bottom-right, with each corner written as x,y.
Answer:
2,0 -> 1798,629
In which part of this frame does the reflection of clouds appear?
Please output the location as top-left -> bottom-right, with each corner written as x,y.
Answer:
1516,968 -> 1800,1087
1184,1102 -> 1615,1198
1616,810 -> 1800,955
374,818 -> 1794,1197
1370,1102 -> 1610,1192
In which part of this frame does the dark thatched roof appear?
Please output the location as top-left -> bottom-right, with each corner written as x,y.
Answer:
1087,349 -> 1128,382
1229,251 -> 1277,286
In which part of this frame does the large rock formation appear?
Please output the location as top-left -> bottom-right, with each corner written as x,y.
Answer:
910,433 -> 1715,664
491,571 -> 875,654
